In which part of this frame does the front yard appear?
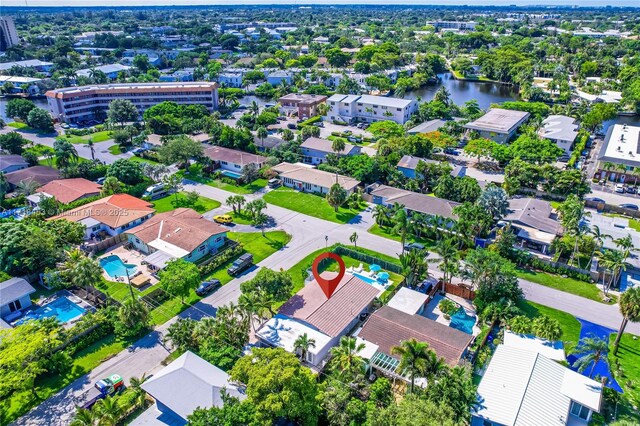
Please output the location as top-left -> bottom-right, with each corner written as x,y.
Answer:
515,268 -> 615,304
518,300 -> 581,352
368,223 -> 435,248
151,192 -> 221,214
263,187 -> 366,224
607,333 -> 640,423
179,165 -> 268,194
63,130 -> 112,144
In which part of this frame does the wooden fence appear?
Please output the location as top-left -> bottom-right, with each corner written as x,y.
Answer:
83,233 -> 127,254
444,282 -> 476,300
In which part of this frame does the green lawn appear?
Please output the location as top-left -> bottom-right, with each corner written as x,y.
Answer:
206,178 -> 268,195
515,268 -> 615,304
607,333 -> 640,422
108,144 -> 122,155
64,130 -> 113,144
368,223 -> 435,248
128,156 -> 161,165
603,213 -> 640,232
152,193 -> 221,214
7,121 -> 30,129
518,300 -> 581,352
228,231 -> 291,263
229,211 -> 253,225
4,333 -> 137,424
263,187 -> 365,224
38,156 -> 89,169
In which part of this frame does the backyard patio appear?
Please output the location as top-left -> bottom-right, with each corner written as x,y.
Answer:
99,244 -> 159,289
422,294 -> 481,336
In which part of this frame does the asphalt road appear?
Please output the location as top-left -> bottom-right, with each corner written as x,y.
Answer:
12,180 -> 638,426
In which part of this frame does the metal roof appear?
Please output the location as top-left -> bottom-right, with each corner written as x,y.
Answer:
0,277 -> 36,303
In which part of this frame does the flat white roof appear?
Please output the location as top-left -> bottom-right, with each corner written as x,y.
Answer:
598,124 -> 640,168
256,314 -> 333,356
503,330 -> 565,361
51,81 -> 217,94
465,108 -> 530,134
148,238 -> 190,258
386,287 -> 429,315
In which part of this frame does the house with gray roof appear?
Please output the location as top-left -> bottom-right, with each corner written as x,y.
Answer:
0,155 -> 29,174
272,162 -> 360,194
135,351 -> 245,426
76,64 -> 131,80
396,155 -> 466,179
464,108 -> 530,143
367,183 -> 459,220
503,198 -> 562,254
300,137 -> 361,165
473,345 -> 602,426
539,115 -> 580,157
0,277 -> 36,321
407,119 -> 449,135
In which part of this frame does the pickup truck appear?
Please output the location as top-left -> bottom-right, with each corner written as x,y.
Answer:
227,253 -> 253,276
81,374 -> 125,410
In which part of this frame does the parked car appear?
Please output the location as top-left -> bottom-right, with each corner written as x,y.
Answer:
588,197 -> 605,203
227,253 -> 254,276
444,148 -> 460,156
213,214 -> 233,224
142,183 -> 169,200
195,279 -> 221,296
131,147 -> 147,155
268,178 -> 282,188
313,122 -> 324,127
404,242 -> 425,251
287,123 -> 297,130
96,177 -> 106,185
626,186 -> 638,194
615,184 -> 626,193
619,203 -> 639,211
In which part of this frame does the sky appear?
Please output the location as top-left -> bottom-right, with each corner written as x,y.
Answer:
2,0 -> 639,7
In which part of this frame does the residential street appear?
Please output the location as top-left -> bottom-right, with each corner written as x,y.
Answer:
12,180 -> 638,425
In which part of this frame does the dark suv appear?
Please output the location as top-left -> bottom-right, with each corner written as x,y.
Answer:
195,279 -> 221,296
227,253 -> 254,276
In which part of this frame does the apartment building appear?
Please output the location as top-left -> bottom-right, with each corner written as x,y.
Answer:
427,21 -> 477,31
0,17 -> 19,51
326,94 -> 417,125
46,82 -> 218,124
278,93 -> 327,118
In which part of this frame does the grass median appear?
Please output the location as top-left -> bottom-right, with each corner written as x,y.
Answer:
263,187 -> 365,224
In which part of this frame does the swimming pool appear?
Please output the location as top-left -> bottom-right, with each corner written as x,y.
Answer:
220,170 -> 242,179
100,255 -> 138,279
449,308 -> 476,335
16,297 -> 86,325
351,271 -> 378,285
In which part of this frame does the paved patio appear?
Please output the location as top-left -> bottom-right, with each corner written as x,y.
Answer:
100,243 -> 159,286
422,293 -> 481,336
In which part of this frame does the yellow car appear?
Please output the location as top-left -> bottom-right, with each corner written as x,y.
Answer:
213,214 -> 233,224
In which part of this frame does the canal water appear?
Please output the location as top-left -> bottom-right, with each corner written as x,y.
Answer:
0,96 -> 48,122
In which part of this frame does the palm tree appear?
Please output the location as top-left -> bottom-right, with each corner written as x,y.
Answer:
250,100 -> 260,118
434,86 -> 451,106
70,408 -> 96,426
613,288 -> 640,355
256,126 -> 268,150
372,204 -> 388,227
599,249 -> 626,295
95,396 -> 123,426
392,206 -> 409,253
391,338 -> 433,393
15,179 -> 40,196
331,138 -> 346,156
588,225 -> 611,269
61,249 -> 103,298
399,249 -> 429,288
87,140 -> 96,161
572,337 -> 609,378
434,238 -> 459,292
128,374 -> 148,408
349,231 -> 358,248
238,292 -> 267,333
329,336 -> 366,379
294,333 -> 316,362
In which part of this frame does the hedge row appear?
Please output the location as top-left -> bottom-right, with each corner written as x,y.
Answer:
198,243 -> 245,276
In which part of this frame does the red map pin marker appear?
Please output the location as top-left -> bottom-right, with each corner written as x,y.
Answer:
312,252 -> 346,299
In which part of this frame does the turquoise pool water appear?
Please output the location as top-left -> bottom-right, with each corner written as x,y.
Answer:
449,307 -> 476,334
100,255 -> 137,279
221,170 -> 242,179
16,297 -> 86,325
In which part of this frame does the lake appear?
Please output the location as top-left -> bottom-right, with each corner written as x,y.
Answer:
0,96 -> 49,122
405,73 -> 519,109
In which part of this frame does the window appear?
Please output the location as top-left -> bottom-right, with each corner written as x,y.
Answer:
199,245 -> 206,252
570,401 -> 590,420
221,160 -> 228,165
234,164 -> 241,169
8,299 -> 22,312
305,351 -> 315,364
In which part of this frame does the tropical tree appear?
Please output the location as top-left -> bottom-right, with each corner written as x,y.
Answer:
532,315 -> 563,341
477,185 -> 509,220
613,287 -> 640,355
107,99 -> 138,127
15,179 -> 40,196
70,408 -> 96,426
115,298 -> 149,338
238,291 -> 269,332
331,138 -> 346,156
588,225 -> 611,269
94,396 -> 123,426
293,333 -> 316,362
599,249 -> 626,295
372,204 -> 389,227
349,231 -> 358,248
327,183 -> 348,212
572,337 -> 609,378
392,339 -> 437,393
256,126 -> 268,149
392,206 -> 409,252
433,238 -> 459,291
399,249 -> 429,288
159,259 -> 200,303
225,195 -> 246,214
53,138 -> 79,169
61,249 -> 102,297
329,336 -> 366,380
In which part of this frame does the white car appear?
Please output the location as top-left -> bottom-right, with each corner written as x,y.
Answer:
615,184 -> 626,193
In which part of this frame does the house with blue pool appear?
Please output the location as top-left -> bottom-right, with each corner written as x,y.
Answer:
203,145 -> 266,181
50,194 -> 155,241
0,277 -> 36,323
126,208 -> 228,270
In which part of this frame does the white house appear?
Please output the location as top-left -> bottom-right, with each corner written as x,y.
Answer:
326,94 -> 417,125
300,137 -> 361,165
203,146 -> 266,179
0,277 -> 36,322
271,162 -> 360,194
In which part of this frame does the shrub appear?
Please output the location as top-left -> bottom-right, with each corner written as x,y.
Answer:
198,243 -> 244,276
439,299 -> 458,318
298,115 -> 322,126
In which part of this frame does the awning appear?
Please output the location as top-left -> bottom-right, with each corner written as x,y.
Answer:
142,250 -> 176,270
516,226 -> 556,245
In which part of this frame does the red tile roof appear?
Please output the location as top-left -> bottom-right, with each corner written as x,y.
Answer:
279,272 -> 379,337
358,305 -> 473,366
37,178 -> 102,204
50,194 -> 154,228
127,208 -> 227,253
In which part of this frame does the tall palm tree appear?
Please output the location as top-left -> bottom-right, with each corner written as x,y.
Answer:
256,126 -> 268,150
87,140 -> 96,161
250,100 -> 260,118
613,288 -> 640,355
238,292 -> 266,333
599,249 -> 626,295
15,179 -> 40,196
399,249 -> 429,288
372,204 -> 388,227
95,396 -> 123,426
349,231 -> 358,248
392,207 -> 409,253
588,225 -> 611,269
128,374 -> 148,408
294,333 -> 316,362
391,338 -> 432,393
331,138 -> 346,157
61,249 -> 103,298
572,337 -> 609,378
329,336 -> 366,379
434,237 -> 459,292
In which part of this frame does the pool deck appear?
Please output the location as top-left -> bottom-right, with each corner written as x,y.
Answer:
15,290 -> 94,329
100,244 -> 159,287
346,266 -> 392,297
422,294 -> 481,336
